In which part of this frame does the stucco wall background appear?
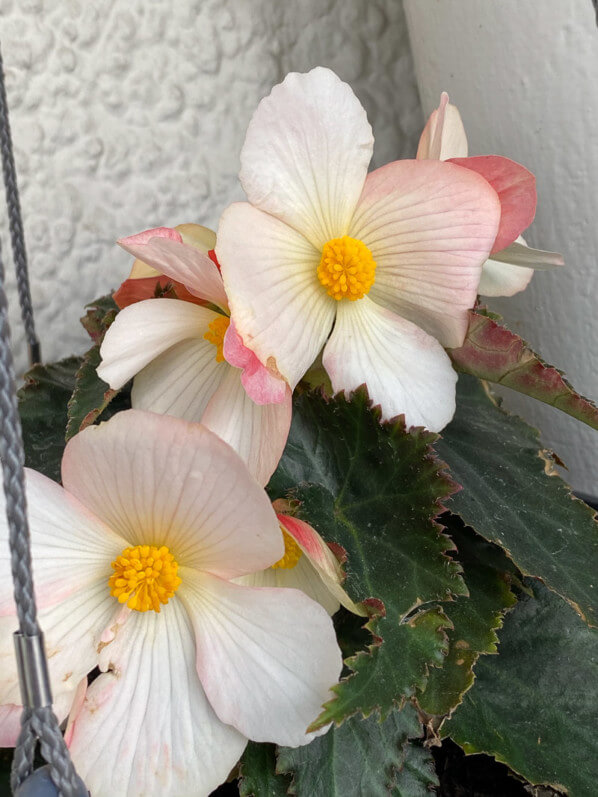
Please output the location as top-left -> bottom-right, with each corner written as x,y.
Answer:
0,0 -> 421,373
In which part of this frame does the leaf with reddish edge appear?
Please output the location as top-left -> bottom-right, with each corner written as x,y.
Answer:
448,155 -> 536,253
448,310 -> 598,431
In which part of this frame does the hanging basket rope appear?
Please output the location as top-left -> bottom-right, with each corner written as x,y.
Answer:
0,45 -> 86,797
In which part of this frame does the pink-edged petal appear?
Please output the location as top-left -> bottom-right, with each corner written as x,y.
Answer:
118,228 -> 228,311
97,299 -> 218,390
62,410 -> 284,578
417,92 -> 468,160
448,155 -> 536,254
278,513 -> 364,616
131,337 -> 228,422
350,159 -> 501,348
175,222 -> 217,253
240,67 -> 373,248
223,320 -> 287,405
323,297 -> 457,432
217,202 -> 335,389
0,469 -> 126,616
68,601 -> 247,797
202,367 -> 292,488
234,554 -> 340,617
180,570 -> 342,747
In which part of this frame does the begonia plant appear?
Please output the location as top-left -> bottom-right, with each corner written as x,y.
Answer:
1,67 -> 597,797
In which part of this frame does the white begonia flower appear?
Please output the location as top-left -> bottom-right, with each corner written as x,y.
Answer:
97,225 -> 291,488
216,67 -> 503,433
0,411 -> 342,796
417,92 -> 564,297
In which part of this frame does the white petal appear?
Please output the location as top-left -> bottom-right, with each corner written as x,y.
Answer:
323,297 -> 457,432
417,93 -> 468,160
478,257 -> 534,297
240,67 -> 373,248
62,410 -> 284,578
0,469 -> 126,616
98,299 -> 219,390
0,582 -> 121,722
489,239 -> 564,270
132,337 -> 228,422
180,571 -> 342,747
218,202 -> 335,389
68,601 -> 246,797
350,159 -> 501,348
235,554 -> 340,617
202,367 -> 292,487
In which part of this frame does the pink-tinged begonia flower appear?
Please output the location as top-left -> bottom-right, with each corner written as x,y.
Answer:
216,68 -> 503,432
0,411 -> 342,796
418,92 -> 564,297
236,502 -> 365,617
97,225 -> 291,487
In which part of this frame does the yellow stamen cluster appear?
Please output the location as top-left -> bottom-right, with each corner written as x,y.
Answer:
271,528 -> 303,570
317,236 -> 376,301
109,544 -> 181,613
203,315 -> 231,362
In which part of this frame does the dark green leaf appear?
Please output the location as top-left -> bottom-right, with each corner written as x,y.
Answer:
66,343 -> 119,440
444,580 -> 598,796
80,293 -> 119,342
269,389 -> 465,726
449,311 -> 598,430
278,704 -> 433,797
239,743 -> 290,797
18,357 -> 81,482
391,743 -> 438,796
419,519 -> 518,717
437,375 -> 598,627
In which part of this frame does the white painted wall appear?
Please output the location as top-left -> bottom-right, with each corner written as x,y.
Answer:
404,0 -> 598,495
0,0 -> 421,372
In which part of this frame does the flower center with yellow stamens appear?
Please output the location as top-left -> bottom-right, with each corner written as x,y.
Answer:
203,315 -> 230,362
317,236 -> 376,301
109,544 -> 181,613
271,528 -> 303,570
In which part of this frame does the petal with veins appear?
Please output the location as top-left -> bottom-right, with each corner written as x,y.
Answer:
202,367 -> 292,488
448,155 -> 536,254
118,228 -> 228,311
131,337 -> 228,422
240,67 -> 373,249
351,159 -> 500,349
217,202 -> 335,389
180,570 -> 342,747
68,601 -> 246,797
0,469 -> 126,616
323,297 -> 457,432
62,410 -> 283,578
98,299 -> 219,390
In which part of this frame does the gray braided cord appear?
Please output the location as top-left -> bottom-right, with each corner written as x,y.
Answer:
0,48 -> 40,365
0,240 -> 83,795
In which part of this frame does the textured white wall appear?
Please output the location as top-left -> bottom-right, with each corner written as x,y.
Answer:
0,0 -> 422,375
404,0 -> 598,495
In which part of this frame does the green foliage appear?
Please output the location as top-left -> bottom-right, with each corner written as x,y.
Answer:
18,357 -> 81,482
269,388 -> 465,727
444,580 -> 598,795
419,519 -> 518,717
277,705 -> 437,797
239,743 -> 291,797
438,375 -> 598,627
449,311 -> 598,429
